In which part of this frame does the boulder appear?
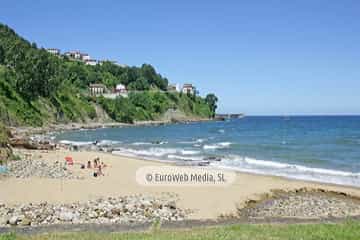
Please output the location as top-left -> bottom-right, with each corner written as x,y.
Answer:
9,215 -> 20,225
20,217 -> 31,226
59,211 -> 74,222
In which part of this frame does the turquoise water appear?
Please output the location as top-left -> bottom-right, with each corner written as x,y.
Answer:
55,116 -> 360,187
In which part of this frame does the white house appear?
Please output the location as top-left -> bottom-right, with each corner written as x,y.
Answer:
64,51 -> 82,60
81,53 -> 91,61
47,48 -> 60,55
167,84 -> 177,92
182,83 -> 195,95
74,51 -> 81,59
115,84 -> 127,93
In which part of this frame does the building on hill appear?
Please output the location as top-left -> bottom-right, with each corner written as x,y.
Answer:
85,59 -> 97,66
81,53 -> 91,61
182,84 -> 195,95
64,51 -> 82,60
46,48 -> 60,55
100,83 -> 128,99
89,83 -> 107,95
167,84 -> 179,92
115,84 -> 127,93
64,51 -> 98,65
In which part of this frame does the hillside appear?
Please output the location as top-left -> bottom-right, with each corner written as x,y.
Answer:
0,23 -> 217,126
0,122 -> 12,164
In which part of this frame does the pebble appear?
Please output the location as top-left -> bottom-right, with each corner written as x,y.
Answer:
239,191 -> 360,219
0,195 -> 186,227
4,159 -> 82,179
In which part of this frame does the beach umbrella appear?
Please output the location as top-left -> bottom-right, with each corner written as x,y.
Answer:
65,156 -> 73,161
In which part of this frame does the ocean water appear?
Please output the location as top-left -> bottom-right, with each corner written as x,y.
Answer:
55,116 -> 360,187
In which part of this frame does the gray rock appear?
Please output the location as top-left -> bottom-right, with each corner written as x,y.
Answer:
0,195 -> 186,227
88,211 -> 98,219
20,217 -> 31,226
59,211 -> 74,222
0,216 -> 8,225
9,216 -> 20,225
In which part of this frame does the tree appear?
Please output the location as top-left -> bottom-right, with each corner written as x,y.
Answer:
128,76 -> 150,90
141,64 -> 156,84
129,92 -> 151,110
114,97 -> 134,123
0,46 -> 4,64
205,93 -> 218,118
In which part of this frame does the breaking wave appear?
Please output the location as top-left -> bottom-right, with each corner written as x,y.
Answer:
213,156 -> 360,187
203,142 -> 232,150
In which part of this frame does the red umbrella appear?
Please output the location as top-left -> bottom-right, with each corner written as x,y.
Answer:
65,156 -> 73,161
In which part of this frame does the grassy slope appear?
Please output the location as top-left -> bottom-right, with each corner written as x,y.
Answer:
98,92 -> 212,123
1,221 -> 360,240
0,65 -> 97,126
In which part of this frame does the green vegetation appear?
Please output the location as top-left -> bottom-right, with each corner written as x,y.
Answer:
0,122 -> 13,164
0,122 -> 9,146
205,94 -> 218,118
98,92 -> 212,123
1,221 -> 360,240
0,23 -> 217,126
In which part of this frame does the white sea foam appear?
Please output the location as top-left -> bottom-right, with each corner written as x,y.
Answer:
96,140 -> 121,146
167,154 -> 204,161
113,147 -> 178,157
180,150 -> 200,155
203,145 -> 219,150
219,142 -> 232,147
59,140 -> 94,146
203,142 -> 232,150
179,138 -> 205,144
213,156 -> 360,187
132,142 -> 152,146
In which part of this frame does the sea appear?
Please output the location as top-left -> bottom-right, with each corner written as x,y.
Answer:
55,116 -> 360,187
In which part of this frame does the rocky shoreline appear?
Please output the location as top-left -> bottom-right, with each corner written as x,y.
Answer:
9,118 -> 213,139
4,159 -> 82,179
0,195 -> 186,227
6,118 -> 213,152
237,188 -> 360,219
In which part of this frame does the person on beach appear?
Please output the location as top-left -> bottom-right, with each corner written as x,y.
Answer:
97,165 -> 104,176
93,157 -> 99,168
87,161 -> 91,169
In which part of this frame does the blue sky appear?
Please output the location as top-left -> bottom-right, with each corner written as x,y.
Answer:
1,0 -> 360,115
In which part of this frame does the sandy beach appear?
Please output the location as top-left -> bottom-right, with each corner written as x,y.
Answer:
1,149 -> 360,220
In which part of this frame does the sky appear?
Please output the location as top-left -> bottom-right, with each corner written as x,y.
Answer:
1,0 -> 360,115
